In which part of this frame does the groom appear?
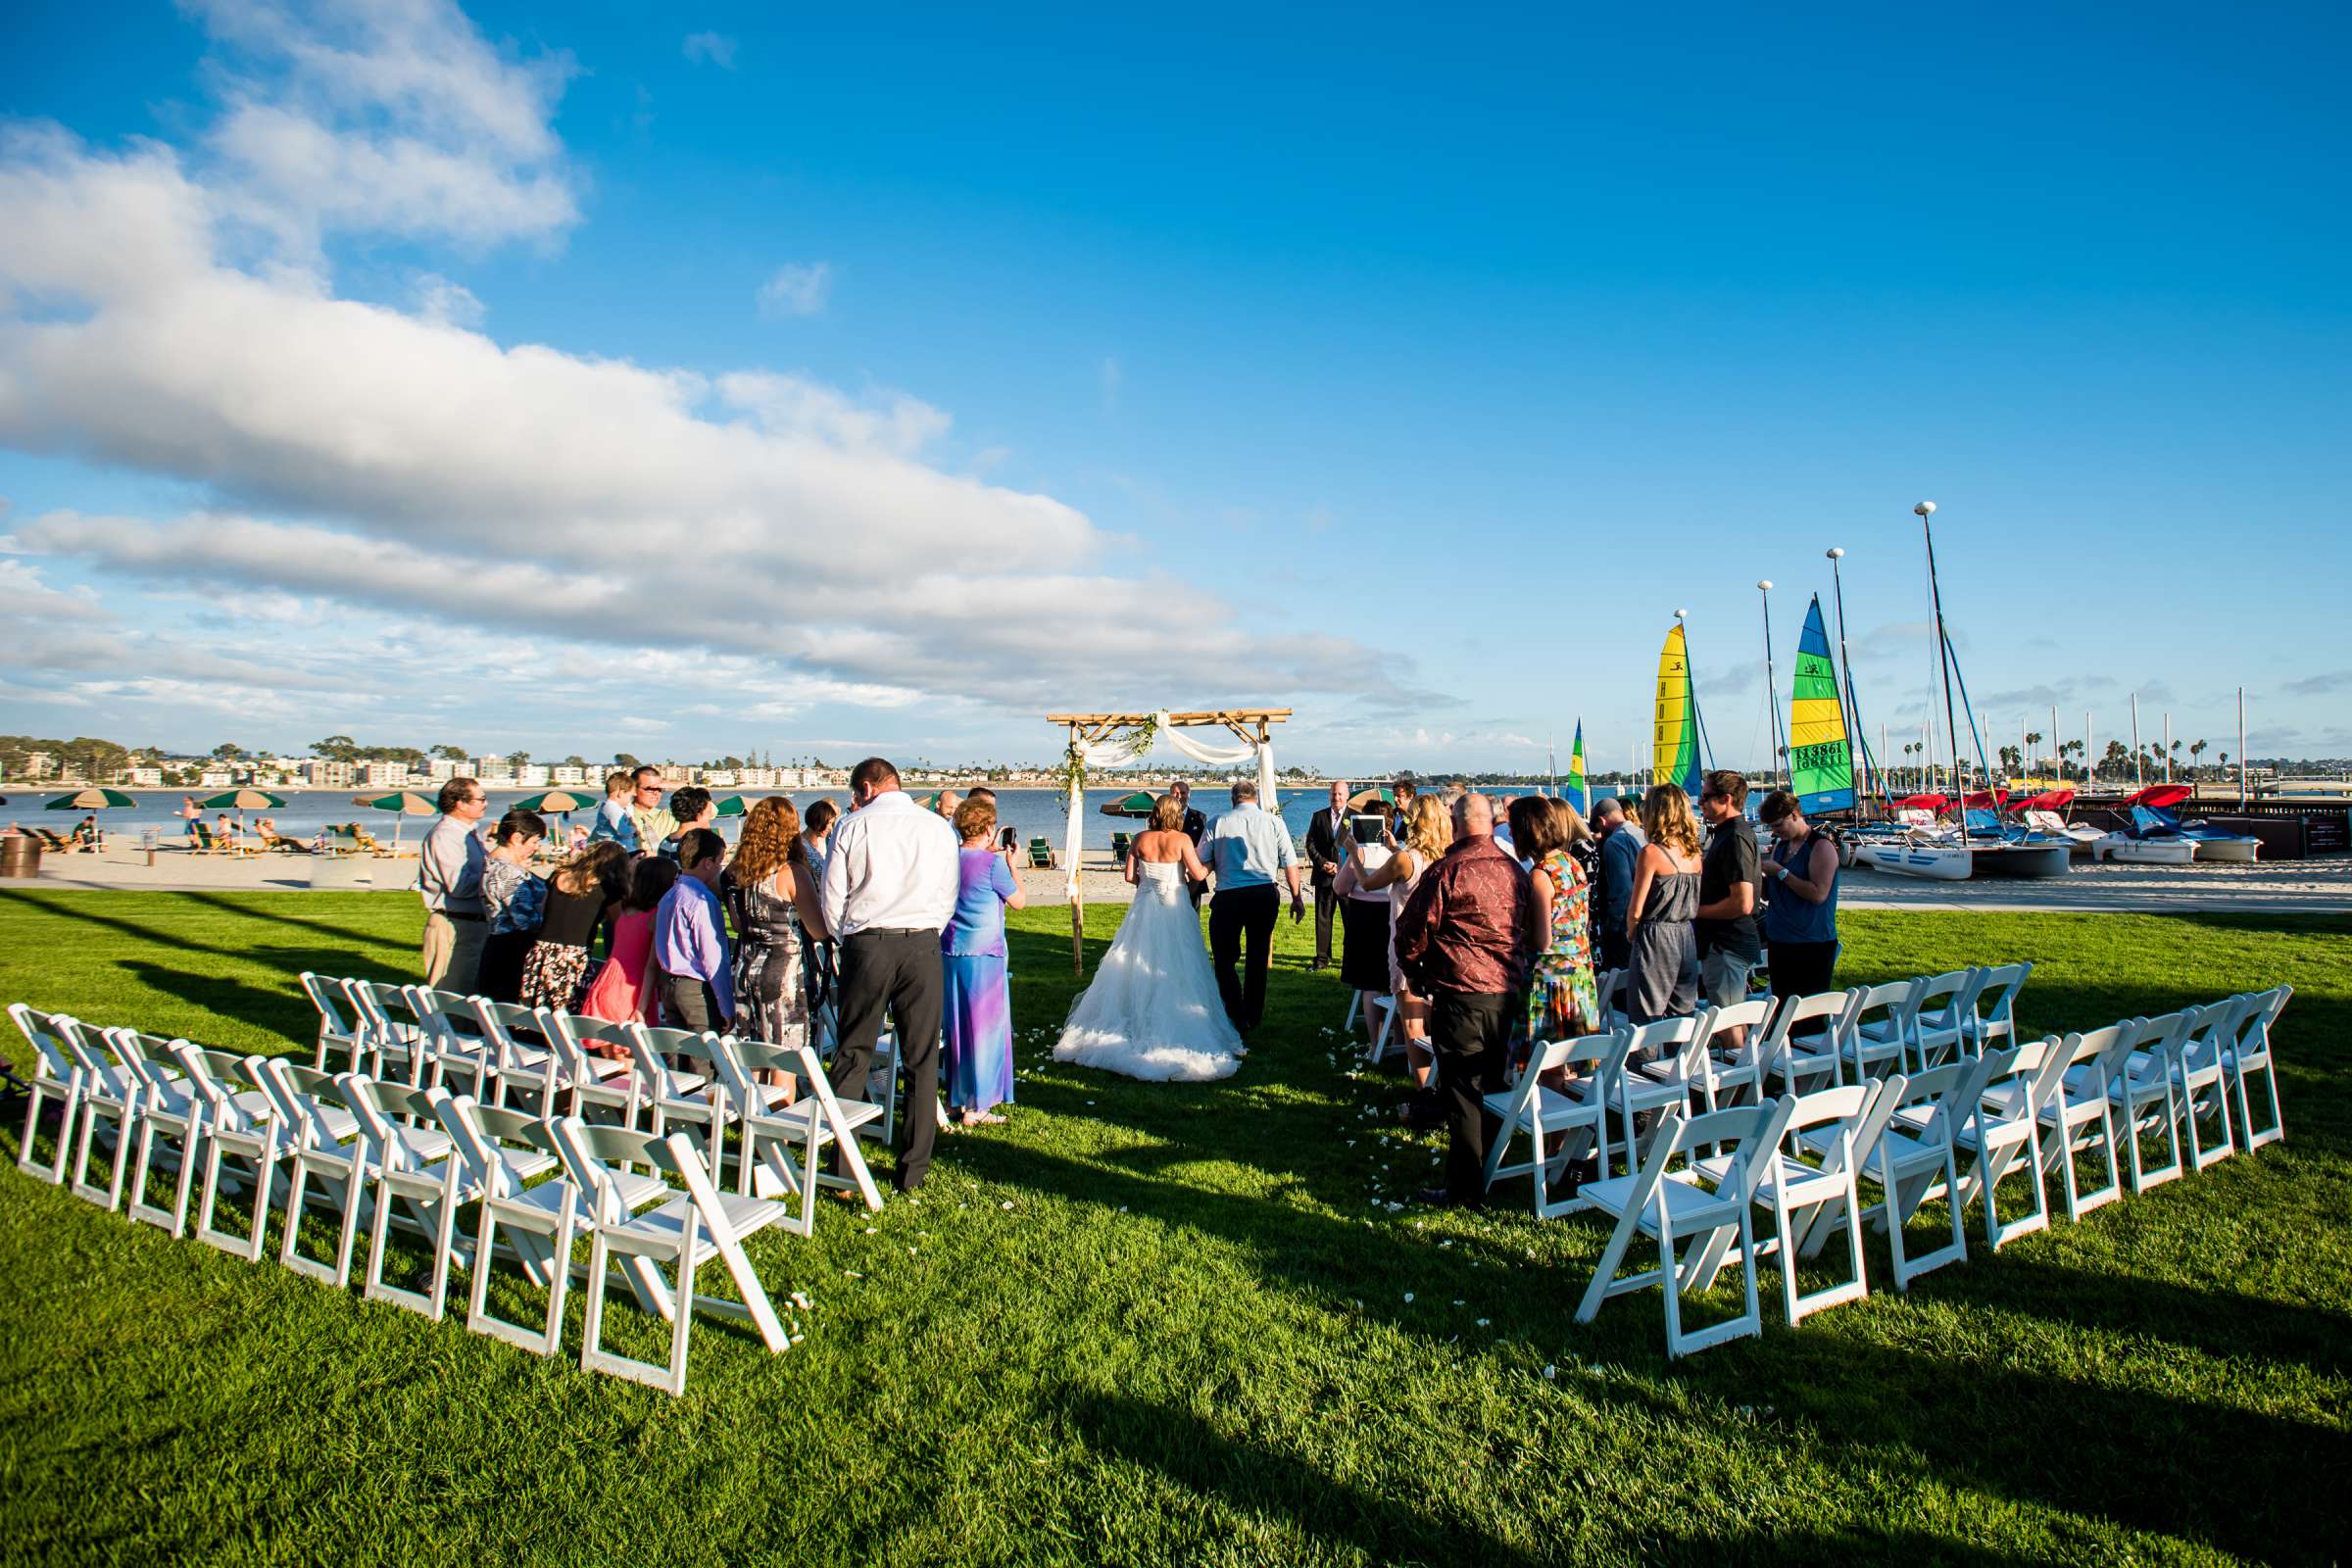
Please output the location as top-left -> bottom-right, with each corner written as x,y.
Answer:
1204,779 -> 1303,1035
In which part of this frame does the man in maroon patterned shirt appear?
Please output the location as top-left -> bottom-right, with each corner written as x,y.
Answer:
1394,792 -> 1537,1206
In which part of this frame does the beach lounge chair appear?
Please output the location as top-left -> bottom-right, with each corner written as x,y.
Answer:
255,826 -> 315,854
1108,831 -> 1132,863
33,828 -> 74,854
1026,837 -> 1057,870
188,822 -> 220,854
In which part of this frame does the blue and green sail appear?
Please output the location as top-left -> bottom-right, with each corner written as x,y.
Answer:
1653,625 -> 1702,797
1566,720 -> 1589,815
1788,595 -> 1855,812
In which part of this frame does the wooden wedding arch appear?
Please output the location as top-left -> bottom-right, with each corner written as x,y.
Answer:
1044,709 -> 1293,972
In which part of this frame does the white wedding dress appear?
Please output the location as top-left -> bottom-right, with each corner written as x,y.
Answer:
1054,860 -> 1246,1082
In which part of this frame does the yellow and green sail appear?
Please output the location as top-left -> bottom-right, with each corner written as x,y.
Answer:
1653,625 -> 1701,797
1789,595 -> 1855,812
1566,720 -> 1589,814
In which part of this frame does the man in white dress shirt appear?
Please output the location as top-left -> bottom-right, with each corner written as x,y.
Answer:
820,756 -> 961,1194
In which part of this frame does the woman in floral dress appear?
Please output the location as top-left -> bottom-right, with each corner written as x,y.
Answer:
1506,796 -> 1599,1051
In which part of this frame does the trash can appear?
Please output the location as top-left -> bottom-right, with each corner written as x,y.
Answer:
143,825 -> 161,867
0,832 -> 40,879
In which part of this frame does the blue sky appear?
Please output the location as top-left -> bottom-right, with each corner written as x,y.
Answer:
1,1 -> 2346,772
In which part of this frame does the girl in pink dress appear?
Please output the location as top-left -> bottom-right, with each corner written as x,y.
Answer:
578,858 -> 677,1045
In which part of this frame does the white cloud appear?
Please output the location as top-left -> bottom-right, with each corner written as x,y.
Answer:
0,2 -> 1413,745
681,31 -> 739,70
756,262 -> 831,318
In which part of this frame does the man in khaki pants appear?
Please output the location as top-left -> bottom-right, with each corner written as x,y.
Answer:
419,777 -> 489,990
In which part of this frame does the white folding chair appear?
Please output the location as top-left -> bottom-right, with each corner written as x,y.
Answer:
1360,995 -> 1398,1065
173,1045 -> 291,1262
625,1023 -> 733,1171
2221,986 -> 2290,1152
1574,1097 -> 1798,1357
448,1097 -> 579,1357
710,1035 -> 884,1232
1853,1057 -> 1984,1289
1951,1036 -> 2061,1250
1755,990 -> 1849,1099
553,1118 -> 795,1396
1595,968 -> 1631,1032
344,979 -> 427,1084
1480,1032 -> 1616,1217
1913,968 -> 1986,1067
300,972 -> 367,1071
2103,1011 -> 2189,1194
9,1004 -> 85,1185
1701,1080 -> 1892,1325
1609,1013 -> 1708,1172
546,1010 -> 650,1124
107,1029 -> 206,1237
343,1076 -> 466,1320
2035,1024 -> 2129,1222
1842,979 -> 1921,1079
404,986 -> 494,1099
60,1016 -> 141,1210
462,997 -> 561,1112
1694,996 -> 1779,1113
255,1057 -> 372,1288
1963,961 -> 2032,1056
2169,999 -> 2241,1171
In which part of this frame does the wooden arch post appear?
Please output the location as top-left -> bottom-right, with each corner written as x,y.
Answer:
1044,709 -> 1293,975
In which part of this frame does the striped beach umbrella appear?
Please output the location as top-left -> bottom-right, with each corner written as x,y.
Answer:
44,788 -> 136,809
354,789 -> 437,854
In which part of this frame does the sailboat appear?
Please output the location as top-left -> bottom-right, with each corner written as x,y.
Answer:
1788,597 -> 1854,813
1565,720 -> 1591,816
1652,620 -> 1704,797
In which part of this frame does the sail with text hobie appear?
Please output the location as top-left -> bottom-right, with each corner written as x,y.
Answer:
1789,595 -> 1855,812
1653,625 -> 1702,797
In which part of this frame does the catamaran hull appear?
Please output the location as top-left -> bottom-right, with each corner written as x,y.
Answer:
2098,836 -> 2197,865
1854,841 -> 1973,880
2190,837 -> 2261,863
1969,843 -> 2072,879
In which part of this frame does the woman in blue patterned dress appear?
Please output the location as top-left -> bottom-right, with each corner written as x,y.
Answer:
943,798 -> 1026,1126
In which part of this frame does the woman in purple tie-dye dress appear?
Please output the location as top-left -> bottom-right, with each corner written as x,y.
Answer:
943,799 -> 1027,1126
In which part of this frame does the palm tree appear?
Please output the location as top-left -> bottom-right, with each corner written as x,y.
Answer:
2025,730 -> 2043,777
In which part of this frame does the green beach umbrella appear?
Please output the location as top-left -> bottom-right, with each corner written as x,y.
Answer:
199,788 -> 287,811
44,788 -> 136,809
513,790 -> 592,813
1345,786 -> 1396,810
713,795 -> 748,817
353,789 -> 436,854
1098,790 -> 1159,817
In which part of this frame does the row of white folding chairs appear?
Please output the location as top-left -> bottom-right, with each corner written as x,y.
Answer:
1594,960 -> 2033,1080
1485,984 -> 2289,1356
7,1004 -> 880,1395
300,972 -> 914,1149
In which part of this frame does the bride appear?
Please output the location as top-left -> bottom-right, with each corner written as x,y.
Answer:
1054,794 -> 1245,1082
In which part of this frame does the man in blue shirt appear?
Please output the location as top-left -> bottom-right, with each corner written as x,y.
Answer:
1594,795 -> 1647,974
1203,780 -> 1303,1034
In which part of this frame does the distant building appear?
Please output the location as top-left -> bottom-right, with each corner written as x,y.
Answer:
358,760 -> 409,788
659,764 -> 691,784
20,752 -> 56,780
551,764 -> 588,786
703,769 -> 738,788
514,763 -> 550,787
199,768 -> 234,788
426,758 -> 460,782
303,760 -> 355,789
738,766 -> 776,789
126,766 -> 164,787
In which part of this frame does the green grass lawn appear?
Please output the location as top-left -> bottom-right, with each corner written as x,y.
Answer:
0,889 -> 2345,1565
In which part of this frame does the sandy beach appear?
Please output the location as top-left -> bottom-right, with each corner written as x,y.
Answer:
9,840 -> 2349,914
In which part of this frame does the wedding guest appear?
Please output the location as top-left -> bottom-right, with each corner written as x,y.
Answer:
964,786 -> 1018,875
800,798 -> 838,874
475,808 -> 549,1003
1694,771 -> 1763,1042
1394,793 -> 1534,1207
1169,779 -> 1207,905
590,770 -> 641,853
1393,777 -> 1418,819
726,797 -> 826,1054
943,797 -> 1025,1127
1348,793 -> 1453,1115
1204,779 -> 1303,1036
628,766 -> 675,851
1759,790 -> 1841,1002
579,856 -> 674,1034
1511,796 -> 1599,1050
934,788 -> 961,821
1626,785 -> 1702,1025
654,827 -> 733,1031
820,757 -> 960,1195
657,786 -> 714,863
1301,779 -> 1350,972
1593,796 -> 1647,974
418,776 -> 489,990
1491,797 -> 1518,858
1332,800 -> 1395,1045
521,839 -> 630,1012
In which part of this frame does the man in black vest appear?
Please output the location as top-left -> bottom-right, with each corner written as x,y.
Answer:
1171,779 -> 1208,905
1301,778 -> 1349,970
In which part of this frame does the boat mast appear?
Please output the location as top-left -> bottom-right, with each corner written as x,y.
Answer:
2131,692 -> 2143,790
1916,501 -> 1966,831
2164,711 -> 2172,783
1757,580 -> 1785,791
2237,686 -> 2247,808
2051,704 -> 2060,785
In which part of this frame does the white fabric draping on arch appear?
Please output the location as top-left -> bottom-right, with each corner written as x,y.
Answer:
1060,713 -> 1278,897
